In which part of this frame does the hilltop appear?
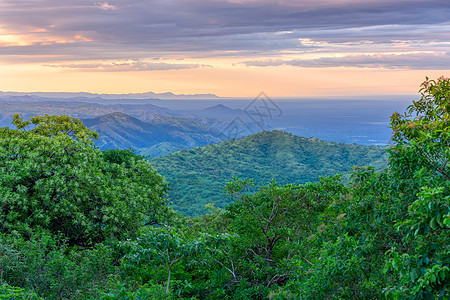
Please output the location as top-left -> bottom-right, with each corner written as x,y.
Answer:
201,104 -> 242,115
149,130 -> 389,215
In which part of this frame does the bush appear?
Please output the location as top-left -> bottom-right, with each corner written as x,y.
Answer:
0,231 -> 117,299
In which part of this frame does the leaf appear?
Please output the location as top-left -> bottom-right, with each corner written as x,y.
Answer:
429,217 -> 438,230
430,274 -> 436,283
410,269 -> 418,281
392,257 -> 401,270
443,217 -> 450,227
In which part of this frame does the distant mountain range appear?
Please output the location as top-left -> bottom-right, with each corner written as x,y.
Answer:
1,92 -> 407,158
82,112 -> 223,156
0,91 -> 220,100
149,130 -> 389,216
0,97 -> 172,126
0,95 -> 257,156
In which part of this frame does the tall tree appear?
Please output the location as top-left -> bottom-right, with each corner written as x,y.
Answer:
386,77 -> 450,298
0,114 -> 170,246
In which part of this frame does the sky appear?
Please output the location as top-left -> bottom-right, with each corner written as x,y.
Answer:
0,0 -> 449,97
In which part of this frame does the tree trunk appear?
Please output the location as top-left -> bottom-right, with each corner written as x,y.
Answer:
165,266 -> 171,293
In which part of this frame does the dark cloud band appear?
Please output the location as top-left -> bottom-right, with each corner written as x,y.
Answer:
0,0 -> 449,69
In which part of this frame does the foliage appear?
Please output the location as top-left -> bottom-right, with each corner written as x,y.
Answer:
221,177 -> 345,297
0,115 -> 169,245
283,167 -> 396,298
120,226 -> 206,294
384,76 -> 450,298
113,176 -> 346,299
102,147 -> 148,166
11,113 -> 99,142
0,282 -> 42,300
187,203 -> 230,234
390,76 -> 450,181
150,130 -> 388,215
0,231 -> 117,299
100,281 -> 172,300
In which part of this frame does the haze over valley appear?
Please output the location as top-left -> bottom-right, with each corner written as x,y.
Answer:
0,92 -> 410,157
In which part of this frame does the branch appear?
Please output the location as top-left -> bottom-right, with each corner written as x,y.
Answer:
213,258 -> 238,282
266,273 -> 287,287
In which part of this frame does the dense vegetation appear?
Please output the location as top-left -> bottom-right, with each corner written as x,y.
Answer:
150,132 -> 388,215
0,114 -> 172,246
0,78 -> 448,299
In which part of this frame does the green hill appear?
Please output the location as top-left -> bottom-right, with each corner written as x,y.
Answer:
149,130 -> 389,215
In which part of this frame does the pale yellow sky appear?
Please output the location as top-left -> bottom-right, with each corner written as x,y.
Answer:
0,61 -> 444,97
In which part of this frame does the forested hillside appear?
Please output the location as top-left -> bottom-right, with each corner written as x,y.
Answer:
0,78 -> 448,299
150,130 -> 388,215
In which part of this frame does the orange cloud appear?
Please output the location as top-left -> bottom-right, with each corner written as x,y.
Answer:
0,27 -> 93,47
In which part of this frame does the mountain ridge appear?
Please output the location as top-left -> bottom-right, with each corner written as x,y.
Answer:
0,91 -> 220,100
82,112 -> 223,155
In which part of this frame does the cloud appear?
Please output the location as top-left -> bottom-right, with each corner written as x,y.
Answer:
0,0 -> 449,70
244,52 -> 450,70
45,59 -> 211,71
96,2 -> 118,11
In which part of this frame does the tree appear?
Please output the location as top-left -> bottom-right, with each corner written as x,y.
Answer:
390,76 -> 450,180
0,114 -> 169,246
220,176 -> 344,295
120,226 -> 205,294
385,77 -> 450,298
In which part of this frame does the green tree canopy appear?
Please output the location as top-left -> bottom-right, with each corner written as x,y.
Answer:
0,114 -> 170,246
385,76 -> 450,298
